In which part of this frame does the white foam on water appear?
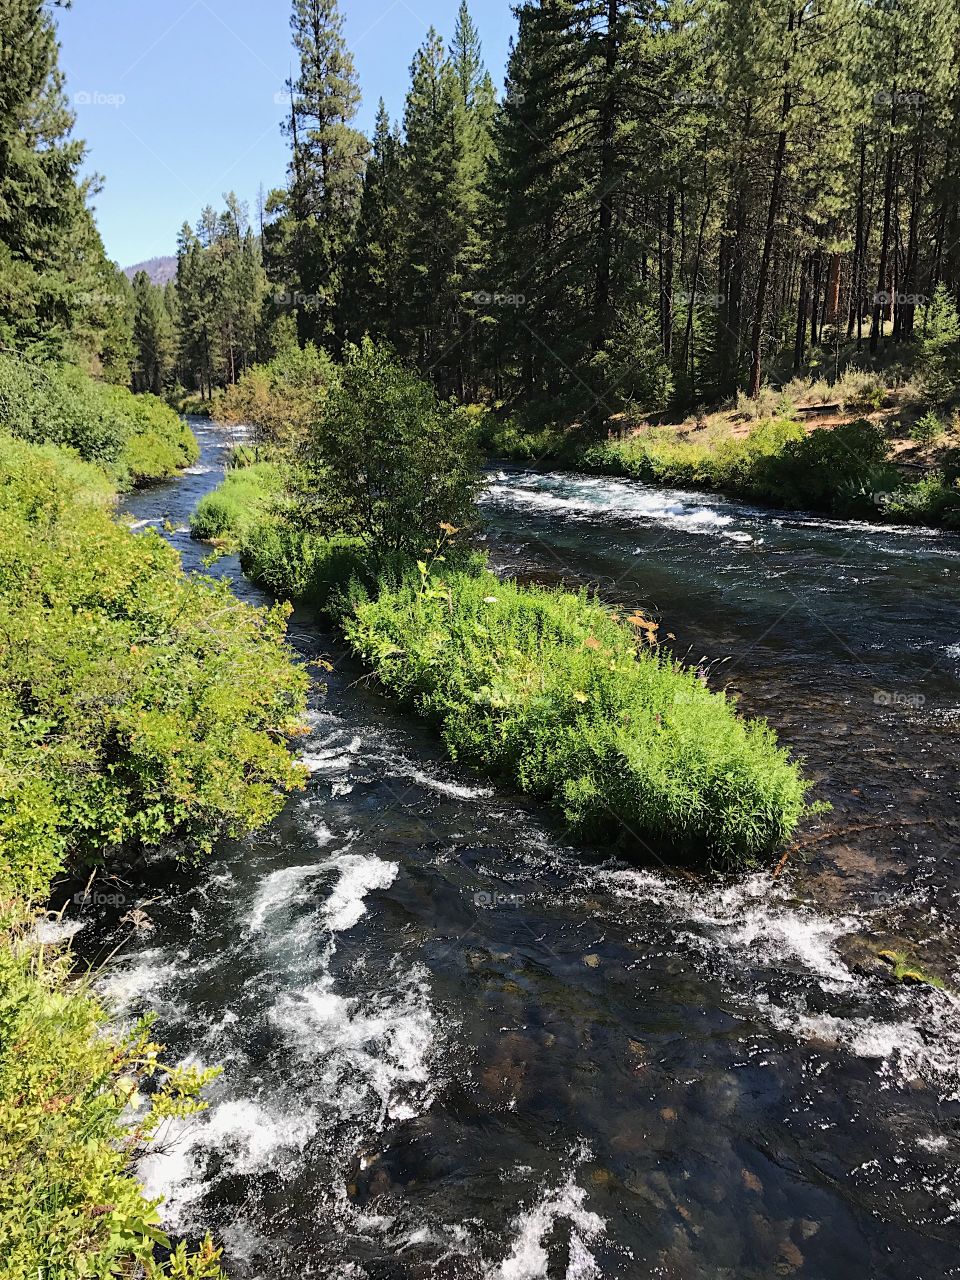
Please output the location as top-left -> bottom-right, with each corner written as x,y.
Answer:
483,471 -> 739,536
138,1096 -> 318,1230
322,852 -> 398,934
945,643 -> 960,660
248,862 -> 326,933
597,869 -> 856,985
32,917 -> 85,944
270,962 -> 438,1128
388,761 -> 495,801
595,867 -> 960,1097
98,948 -> 181,1013
759,987 -> 960,1098
300,733 -> 363,775
487,1152 -> 606,1280
184,464 -> 214,475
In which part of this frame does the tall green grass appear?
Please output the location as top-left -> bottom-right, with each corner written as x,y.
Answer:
189,461 -> 283,542
343,566 -> 811,864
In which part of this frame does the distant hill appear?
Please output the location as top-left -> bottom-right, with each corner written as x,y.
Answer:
123,255 -> 177,286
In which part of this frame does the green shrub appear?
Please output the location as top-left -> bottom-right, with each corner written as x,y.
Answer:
344,564 -> 811,865
911,410 -> 945,445
215,343 -> 339,449
884,471 -> 960,529
0,353 -> 198,487
297,339 -> 482,555
0,434 -> 311,1279
0,914 -> 226,1279
190,462 -> 283,543
584,418 -> 917,520
240,521 -> 365,610
0,435 -> 308,880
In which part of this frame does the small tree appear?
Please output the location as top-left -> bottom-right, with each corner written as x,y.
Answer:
300,339 -> 482,554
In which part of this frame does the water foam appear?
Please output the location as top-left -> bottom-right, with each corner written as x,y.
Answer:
388,761 -> 495,801
487,1150 -> 606,1280
322,852 -> 398,934
270,962 -> 438,1127
139,1096 -> 318,1230
597,869 -> 856,984
597,868 -> 960,1096
483,471 -> 738,536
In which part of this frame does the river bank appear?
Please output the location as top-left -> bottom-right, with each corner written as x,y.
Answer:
65,420 -> 960,1280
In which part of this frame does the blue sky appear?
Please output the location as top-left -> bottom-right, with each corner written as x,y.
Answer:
55,0 -> 515,268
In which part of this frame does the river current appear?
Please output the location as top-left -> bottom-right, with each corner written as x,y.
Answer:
70,421 -> 960,1279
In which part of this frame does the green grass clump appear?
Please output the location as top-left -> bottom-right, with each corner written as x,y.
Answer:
344,565 -> 811,865
189,462 -> 283,543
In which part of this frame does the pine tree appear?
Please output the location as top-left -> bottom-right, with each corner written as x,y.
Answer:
342,101 -> 407,345
0,0 -> 131,367
400,28 -> 470,392
282,0 -> 367,344
131,272 -> 175,395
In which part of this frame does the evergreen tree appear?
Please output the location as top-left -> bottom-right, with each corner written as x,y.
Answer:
342,101 -> 407,345
131,271 -> 175,395
282,0 -> 367,344
0,0 -> 132,368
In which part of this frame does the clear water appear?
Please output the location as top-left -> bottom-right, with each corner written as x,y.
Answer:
70,427 -> 960,1278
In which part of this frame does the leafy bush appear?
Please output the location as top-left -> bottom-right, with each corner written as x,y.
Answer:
0,918 -> 226,1279
190,461 -> 283,543
214,343 -> 339,450
884,471 -> 960,529
297,339 -> 482,554
240,520 -> 365,610
911,410 -> 946,445
582,418 -> 806,493
117,389 -> 199,485
0,353 -> 198,486
753,419 -> 896,513
344,564 -> 811,864
0,434 -> 308,882
0,435 -> 312,1279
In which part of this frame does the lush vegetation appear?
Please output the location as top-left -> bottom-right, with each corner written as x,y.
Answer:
291,339 -> 483,555
0,435 -> 309,1277
125,0 -> 960,436
0,930 -> 226,1280
211,342 -> 339,450
345,563 -> 810,862
580,418 -> 960,528
190,461 -> 283,543
0,353 -> 199,487
193,345 -> 812,865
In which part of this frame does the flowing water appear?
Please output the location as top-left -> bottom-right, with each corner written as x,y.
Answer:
70,425 -> 960,1279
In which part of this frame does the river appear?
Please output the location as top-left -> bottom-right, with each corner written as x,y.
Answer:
73,420 -> 960,1279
